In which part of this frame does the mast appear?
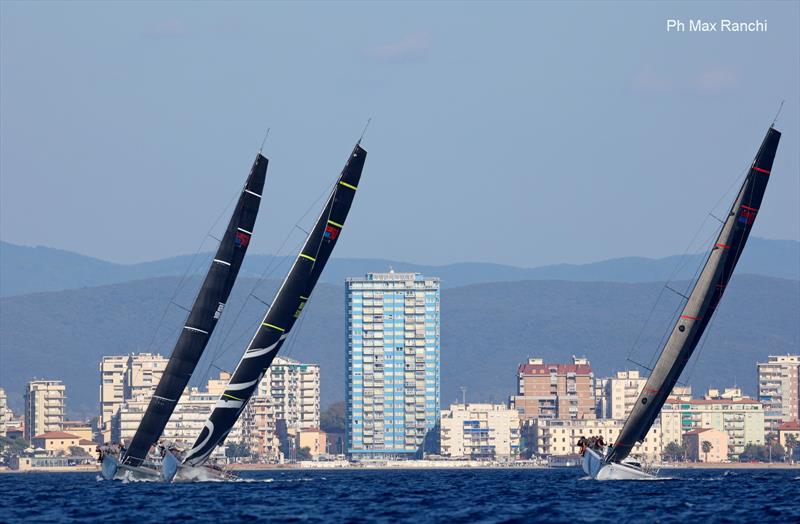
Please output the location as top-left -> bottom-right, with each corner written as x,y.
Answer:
121,153 -> 268,467
182,143 -> 367,466
606,126 -> 781,464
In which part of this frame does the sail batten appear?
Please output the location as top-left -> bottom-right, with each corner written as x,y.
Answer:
606,127 -> 781,464
120,154 -> 268,468
182,144 -> 367,467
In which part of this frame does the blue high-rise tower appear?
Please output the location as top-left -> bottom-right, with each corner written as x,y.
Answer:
345,271 -> 440,460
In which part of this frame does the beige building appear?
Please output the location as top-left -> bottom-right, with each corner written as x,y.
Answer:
776,420 -> 799,448
260,356 -> 320,431
661,394 -> 764,458
297,429 -> 328,458
24,380 -> 66,442
684,428 -> 728,463
62,421 -> 93,441
510,356 -> 595,422
528,418 -> 662,462
31,431 -> 81,454
99,353 -> 167,442
596,370 -> 647,420
440,403 -> 521,459
758,355 -> 800,432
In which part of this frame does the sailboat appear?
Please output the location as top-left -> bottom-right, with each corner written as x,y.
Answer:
101,152 -> 268,481
161,141 -> 367,481
582,125 -> 781,480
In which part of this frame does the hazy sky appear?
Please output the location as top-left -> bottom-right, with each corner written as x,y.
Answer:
1,1 -> 798,267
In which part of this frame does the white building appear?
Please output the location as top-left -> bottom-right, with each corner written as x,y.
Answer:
757,355 -> 799,432
24,380 -> 66,442
660,393 -> 765,458
99,353 -> 167,443
596,370 -> 648,420
115,372 -> 247,461
0,388 -> 7,437
528,418 -> 662,463
260,356 -> 320,432
440,403 -> 520,459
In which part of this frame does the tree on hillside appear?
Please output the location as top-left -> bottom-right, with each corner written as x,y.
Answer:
701,440 -> 713,463
320,401 -> 346,433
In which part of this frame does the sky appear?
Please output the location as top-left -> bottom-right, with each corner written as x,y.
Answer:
1,1 -> 798,267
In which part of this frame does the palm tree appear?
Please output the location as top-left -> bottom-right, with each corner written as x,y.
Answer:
701,440 -> 713,463
784,434 -> 798,463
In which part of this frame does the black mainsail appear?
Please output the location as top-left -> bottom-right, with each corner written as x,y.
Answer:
606,126 -> 781,464
121,154 -> 268,468
182,143 -> 367,466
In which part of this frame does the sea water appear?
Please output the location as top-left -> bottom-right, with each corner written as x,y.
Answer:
0,468 -> 797,523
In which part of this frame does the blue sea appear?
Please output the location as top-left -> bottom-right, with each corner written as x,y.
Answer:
0,468 -> 798,523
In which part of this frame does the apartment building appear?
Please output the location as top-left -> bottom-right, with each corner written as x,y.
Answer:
99,353 -> 167,443
24,380 -> 66,442
757,355 -> 800,431
661,392 -> 764,458
528,418 -> 662,462
259,356 -> 320,431
346,271 -> 441,460
595,370 -> 648,420
510,356 -> 595,422
0,388 -> 7,437
439,403 -> 520,459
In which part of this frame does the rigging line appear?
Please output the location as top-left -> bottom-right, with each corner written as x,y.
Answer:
358,118 -> 372,145
646,297 -> 686,372
771,100 -> 785,127
626,145 -> 753,360
145,171 -> 244,355
198,239 -> 306,386
625,224 -> 719,367
259,128 -> 271,154
199,166 -> 339,384
645,225 -> 721,371
282,303 -> 310,360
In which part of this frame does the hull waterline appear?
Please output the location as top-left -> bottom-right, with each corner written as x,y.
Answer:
582,448 -> 655,480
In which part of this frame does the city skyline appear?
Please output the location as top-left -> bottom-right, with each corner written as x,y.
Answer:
4,351 -> 796,464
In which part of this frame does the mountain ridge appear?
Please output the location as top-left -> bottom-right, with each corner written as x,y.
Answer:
1,237 -> 798,297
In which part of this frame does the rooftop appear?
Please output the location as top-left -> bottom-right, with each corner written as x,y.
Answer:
32,431 -> 81,440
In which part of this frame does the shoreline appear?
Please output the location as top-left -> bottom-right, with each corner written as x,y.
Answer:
2,462 -> 797,473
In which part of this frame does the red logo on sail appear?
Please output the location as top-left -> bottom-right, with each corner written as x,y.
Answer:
235,231 -> 251,247
738,206 -> 757,225
323,225 -> 340,241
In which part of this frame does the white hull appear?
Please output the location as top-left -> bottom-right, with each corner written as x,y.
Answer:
581,448 -> 656,480
101,455 -> 162,481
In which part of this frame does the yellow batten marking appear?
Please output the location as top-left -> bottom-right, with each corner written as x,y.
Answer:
327,219 -> 344,228
299,253 -> 316,262
261,322 -> 285,332
339,181 -> 358,191
223,393 -> 243,401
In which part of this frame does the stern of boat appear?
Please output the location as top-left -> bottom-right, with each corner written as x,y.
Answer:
100,454 -> 119,480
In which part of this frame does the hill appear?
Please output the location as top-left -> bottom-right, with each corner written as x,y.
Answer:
1,274 -> 797,418
1,237 -> 798,297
